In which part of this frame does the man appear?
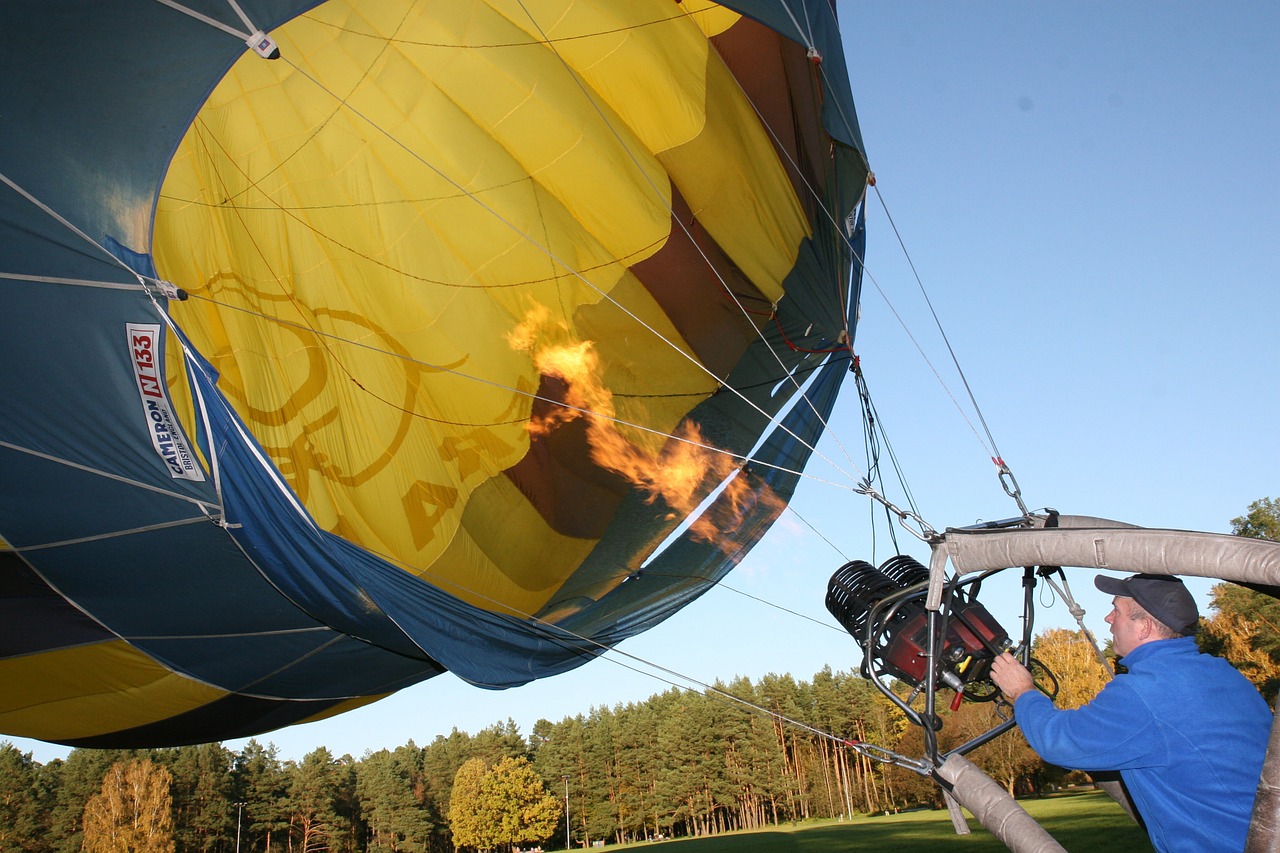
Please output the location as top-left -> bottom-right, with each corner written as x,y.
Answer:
990,572 -> 1272,853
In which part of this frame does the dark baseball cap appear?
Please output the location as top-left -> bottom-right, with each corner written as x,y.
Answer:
1095,573 -> 1199,635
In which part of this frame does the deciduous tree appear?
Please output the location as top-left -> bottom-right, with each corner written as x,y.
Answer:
447,757 -> 558,852
1199,497 -> 1280,700
445,758 -> 488,851
1031,628 -> 1111,710
81,759 -> 175,853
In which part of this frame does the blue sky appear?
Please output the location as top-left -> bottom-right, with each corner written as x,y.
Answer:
11,2 -> 1278,765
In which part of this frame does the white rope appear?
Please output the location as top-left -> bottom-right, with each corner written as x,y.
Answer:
151,0 -> 251,40
1039,569 -> 1113,676
774,0 -> 818,56
11,516 -> 213,552
0,272 -> 145,291
0,170 -> 149,284
150,0 -> 279,58
0,439 -> 222,515
221,0 -> 258,35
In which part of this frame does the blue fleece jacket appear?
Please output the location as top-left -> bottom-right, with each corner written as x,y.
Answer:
1014,636 -> 1271,853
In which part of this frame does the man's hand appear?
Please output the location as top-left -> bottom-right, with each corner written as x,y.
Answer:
990,651 -> 1036,702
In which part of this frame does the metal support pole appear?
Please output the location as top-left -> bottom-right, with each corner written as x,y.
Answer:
234,802 -> 246,853
562,774 -> 570,850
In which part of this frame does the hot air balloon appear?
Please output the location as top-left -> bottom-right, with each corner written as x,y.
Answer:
0,0 -> 868,747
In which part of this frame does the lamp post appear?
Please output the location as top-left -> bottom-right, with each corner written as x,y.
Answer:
233,802 -> 247,853
561,774 -> 570,850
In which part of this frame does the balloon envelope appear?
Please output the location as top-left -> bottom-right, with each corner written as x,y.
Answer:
0,0 -> 867,746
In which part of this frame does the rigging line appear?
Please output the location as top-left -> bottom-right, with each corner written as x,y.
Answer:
0,171 -> 154,290
802,3 -> 871,175
507,0 -> 869,483
220,0 -> 259,36
151,0 -> 250,40
262,51 -> 866,492
872,183 -> 1007,465
456,621 -> 878,758
0,440 -> 222,514
405,565 -> 869,754
853,250 -> 994,459
857,366 -> 923,522
598,645 -> 875,754
774,0 -> 818,62
128,625 -> 330,641
10,516 -> 213,553
737,12 -> 1002,489
636,571 -> 847,634
0,272 -> 145,291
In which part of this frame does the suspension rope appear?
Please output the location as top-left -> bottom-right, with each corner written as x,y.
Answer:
0,440 -> 221,516
871,184 -> 1030,516
0,272 -> 146,292
1038,569 -> 1113,675
151,0 -> 280,58
152,0 -> 250,39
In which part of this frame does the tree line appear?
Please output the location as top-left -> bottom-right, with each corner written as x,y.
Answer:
2,499 -> 1274,853
0,661 -> 1069,853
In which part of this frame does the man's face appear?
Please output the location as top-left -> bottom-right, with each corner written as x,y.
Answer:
1104,595 -> 1149,658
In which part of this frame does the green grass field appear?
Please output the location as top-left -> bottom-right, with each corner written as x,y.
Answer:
620,789 -> 1153,852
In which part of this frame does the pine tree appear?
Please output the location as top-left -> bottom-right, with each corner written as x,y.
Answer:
233,740 -> 290,853
0,742 -> 44,853
166,744 -> 235,853
356,746 -> 435,853
286,748 -> 352,853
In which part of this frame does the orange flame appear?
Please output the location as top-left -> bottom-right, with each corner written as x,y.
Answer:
509,308 -> 784,546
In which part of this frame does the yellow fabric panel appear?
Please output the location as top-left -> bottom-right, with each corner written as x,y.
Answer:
417,473 -> 597,615
295,692 -> 389,726
493,1 -> 718,155
657,47 -> 809,302
154,0 -> 806,616
0,640 -> 227,741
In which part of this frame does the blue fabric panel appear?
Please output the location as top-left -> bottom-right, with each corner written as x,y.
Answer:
0,552 -> 116,657
141,633 -> 444,699
0,284 -> 216,511
0,446 -> 211,549
30,523 -> 325,639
